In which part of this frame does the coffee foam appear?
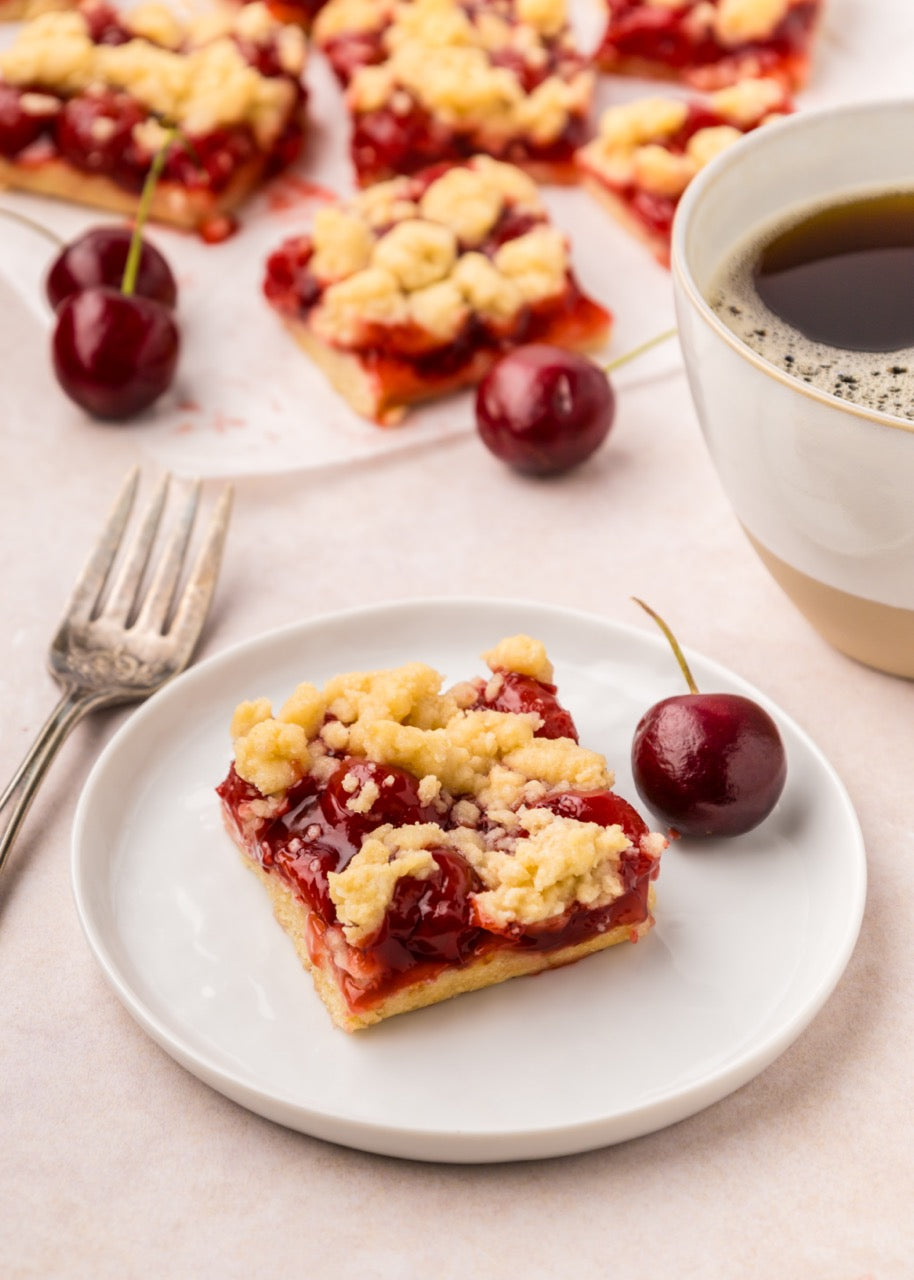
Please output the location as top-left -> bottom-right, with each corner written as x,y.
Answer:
709,199 -> 914,422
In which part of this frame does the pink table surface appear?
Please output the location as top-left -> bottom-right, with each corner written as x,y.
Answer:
2,1 -> 913,1276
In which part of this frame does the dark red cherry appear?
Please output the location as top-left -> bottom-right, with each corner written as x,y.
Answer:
52,287 -> 179,420
475,669 -> 578,740
320,758 -> 438,841
630,600 -> 787,838
0,85 -> 52,157
475,344 -> 615,476
55,90 -> 147,183
46,226 -> 178,312
381,849 -> 482,962
538,789 -> 649,847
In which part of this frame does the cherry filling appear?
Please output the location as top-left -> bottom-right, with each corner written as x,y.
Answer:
0,85 -> 51,158
55,90 -> 150,187
350,93 -> 587,186
473,669 -> 579,741
599,0 -> 819,72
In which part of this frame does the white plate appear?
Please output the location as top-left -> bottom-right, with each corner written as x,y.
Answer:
72,598 -> 865,1163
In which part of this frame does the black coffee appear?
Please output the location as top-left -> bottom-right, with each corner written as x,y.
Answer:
710,189 -> 914,419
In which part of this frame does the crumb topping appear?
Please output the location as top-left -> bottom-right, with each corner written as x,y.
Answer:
316,0 -> 591,148
483,634 -> 553,682
578,78 -> 787,196
228,637 -> 664,940
714,0 -> 791,44
295,157 -> 568,349
0,5 -> 303,144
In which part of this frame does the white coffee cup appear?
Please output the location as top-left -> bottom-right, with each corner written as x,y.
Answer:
671,98 -> 914,678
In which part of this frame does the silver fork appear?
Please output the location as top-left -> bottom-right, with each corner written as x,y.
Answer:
0,468 -> 233,876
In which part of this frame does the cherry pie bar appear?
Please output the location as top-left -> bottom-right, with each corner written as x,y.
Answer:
577,77 -> 791,266
595,0 -> 823,90
263,155 -> 611,422
0,0 -> 307,239
217,635 -> 666,1032
312,0 -> 594,185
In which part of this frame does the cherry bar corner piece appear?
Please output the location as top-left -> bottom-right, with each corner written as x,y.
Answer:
576,76 -> 792,267
0,0 -> 308,240
216,634 -> 667,1032
263,155 -> 612,424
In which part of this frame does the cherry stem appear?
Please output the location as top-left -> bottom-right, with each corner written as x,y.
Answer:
0,205 -> 64,248
605,328 -> 677,375
632,597 -> 700,695
121,130 -> 175,298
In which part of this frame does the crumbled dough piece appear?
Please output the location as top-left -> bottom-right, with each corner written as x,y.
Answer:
632,143 -> 696,197
714,0 -> 790,44
230,698 -> 273,741
684,124 -> 744,168
278,682 -> 327,738
372,218 -> 459,290
451,253 -> 524,324
310,208 -> 375,283
407,279 -> 468,340
708,77 -> 785,126
313,0 -> 381,42
483,634 -> 553,683
126,2 -> 184,48
596,97 -> 689,149
516,0 -> 567,38
234,719 -> 310,795
493,226 -> 567,303
311,267 -> 408,346
471,810 -> 629,926
419,166 -> 505,246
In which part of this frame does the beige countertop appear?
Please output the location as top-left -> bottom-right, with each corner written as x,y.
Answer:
1,1 -> 912,1276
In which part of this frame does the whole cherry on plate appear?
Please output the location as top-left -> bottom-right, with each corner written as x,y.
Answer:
46,225 -> 178,312
51,138 -> 180,421
475,329 -> 676,476
630,599 -> 787,838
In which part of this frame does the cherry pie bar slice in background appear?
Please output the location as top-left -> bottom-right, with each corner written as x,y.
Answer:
577,77 -> 791,266
263,155 -> 611,422
313,0 -> 594,185
216,635 -> 667,1033
0,0 -> 308,239
595,0 -> 823,90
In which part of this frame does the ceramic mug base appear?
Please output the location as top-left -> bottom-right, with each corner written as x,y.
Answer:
745,529 -> 914,678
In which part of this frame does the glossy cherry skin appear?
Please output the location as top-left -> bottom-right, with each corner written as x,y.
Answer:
475,343 -> 615,476
46,226 -> 178,312
631,692 -> 787,837
52,287 -> 179,420
0,84 -> 49,157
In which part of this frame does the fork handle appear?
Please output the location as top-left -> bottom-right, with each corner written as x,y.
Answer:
0,689 -> 100,877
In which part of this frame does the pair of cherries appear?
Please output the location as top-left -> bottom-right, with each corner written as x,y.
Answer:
48,223 -> 179,419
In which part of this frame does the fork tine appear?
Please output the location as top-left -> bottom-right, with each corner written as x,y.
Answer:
133,478 -> 202,635
101,472 -> 170,626
166,484 -> 233,659
61,466 -> 140,624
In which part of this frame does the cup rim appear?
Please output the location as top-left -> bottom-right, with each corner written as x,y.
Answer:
670,96 -> 914,439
